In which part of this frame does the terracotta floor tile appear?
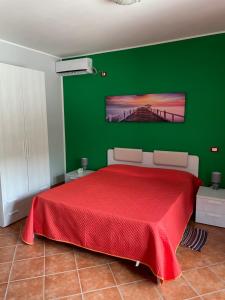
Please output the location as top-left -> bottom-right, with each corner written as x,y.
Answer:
206,239 -> 225,252
10,257 -> 44,281
0,222 -> 21,234
110,262 -> 150,285
0,263 -> 11,284
59,295 -> 82,300
156,276 -> 197,300
119,280 -> 160,300
177,247 -> 207,270
45,271 -> 80,299
79,265 -> 115,292
0,284 -> 7,299
84,287 -> 121,300
201,251 -> 225,266
45,252 -> 76,275
203,290 -> 225,300
6,277 -> 43,299
45,239 -> 73,256
0,220 -> 224,299
201,243 -> 225,265
16,233 -> 24,245
15,240 -> 44,260
76,250 -> 115,269
206,230 -> 221,238
0,233 -> 18,247
210,263 -> 225,281
207,228 -> 225,242
207,233 -> 225,246
183,267 -> 225,295
0,246 -> 15,263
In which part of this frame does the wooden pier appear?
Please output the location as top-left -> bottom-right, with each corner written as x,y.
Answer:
107,105 -> 184,122
123,107 -> 168,122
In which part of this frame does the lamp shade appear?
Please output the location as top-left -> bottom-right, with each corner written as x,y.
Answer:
81,157 -> 88,170
211,171 -> 221,189
113,0 -> 140,5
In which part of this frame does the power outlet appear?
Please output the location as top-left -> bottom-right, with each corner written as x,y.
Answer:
210,147 -> 219,152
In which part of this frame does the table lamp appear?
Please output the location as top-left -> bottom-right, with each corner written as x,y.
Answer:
211,171 -> 221,190
81,158 -> 88,172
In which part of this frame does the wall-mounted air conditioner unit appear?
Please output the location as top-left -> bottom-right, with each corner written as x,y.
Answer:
56,58 -> 93,76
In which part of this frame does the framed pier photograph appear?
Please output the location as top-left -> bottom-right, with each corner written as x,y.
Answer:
106,93 -> 186,123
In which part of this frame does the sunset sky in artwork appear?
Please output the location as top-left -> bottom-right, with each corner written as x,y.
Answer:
106,93 -> 185,107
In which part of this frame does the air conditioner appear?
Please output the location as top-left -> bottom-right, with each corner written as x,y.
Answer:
56,58 -> 93,76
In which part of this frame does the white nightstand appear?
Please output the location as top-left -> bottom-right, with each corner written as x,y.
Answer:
65,170 -> 95,183
196,186 -> 225,228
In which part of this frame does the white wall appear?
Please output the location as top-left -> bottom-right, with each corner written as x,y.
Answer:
0,40 -> 65,185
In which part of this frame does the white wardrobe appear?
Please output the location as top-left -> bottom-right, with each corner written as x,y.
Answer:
0,63 -> 50,227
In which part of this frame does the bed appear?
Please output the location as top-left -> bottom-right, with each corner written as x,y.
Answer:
22,148 -> 201,281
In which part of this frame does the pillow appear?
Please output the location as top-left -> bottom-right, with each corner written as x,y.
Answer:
153,150 -> 188,167
114,148 -> 143,163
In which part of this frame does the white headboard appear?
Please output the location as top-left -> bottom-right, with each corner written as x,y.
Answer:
107,149 -> 199,177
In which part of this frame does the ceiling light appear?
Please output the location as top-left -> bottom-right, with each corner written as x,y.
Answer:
113,0 -> 140,5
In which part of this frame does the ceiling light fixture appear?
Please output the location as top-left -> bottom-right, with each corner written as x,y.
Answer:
113,0 -> 140,5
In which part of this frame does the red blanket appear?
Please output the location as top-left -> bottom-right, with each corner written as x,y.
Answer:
22,164 -> 201,280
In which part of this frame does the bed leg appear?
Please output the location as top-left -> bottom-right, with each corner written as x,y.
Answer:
135,261 -> 140,267
156,278 -> 163,285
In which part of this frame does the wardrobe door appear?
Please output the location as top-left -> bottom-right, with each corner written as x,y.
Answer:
0,63 -> 29,204
22,68 -> 50,193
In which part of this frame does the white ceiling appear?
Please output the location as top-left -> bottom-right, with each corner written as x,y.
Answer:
0,0 -> 225,58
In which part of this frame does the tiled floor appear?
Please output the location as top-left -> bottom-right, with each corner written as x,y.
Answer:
0,220 -> 225,300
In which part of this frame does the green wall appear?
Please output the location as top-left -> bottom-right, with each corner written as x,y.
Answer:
63,33 -> 225,186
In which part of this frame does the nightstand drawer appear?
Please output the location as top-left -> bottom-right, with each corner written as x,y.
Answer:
196,211 -> 225,228
196,197 -> 225,214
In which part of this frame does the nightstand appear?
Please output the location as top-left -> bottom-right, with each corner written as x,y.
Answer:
196,186 -> 225,228
65,170 -> 95,183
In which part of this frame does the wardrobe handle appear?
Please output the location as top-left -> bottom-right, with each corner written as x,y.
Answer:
26,142 -> 29,158
23,141 -> 26,154
24,140 -> 29,157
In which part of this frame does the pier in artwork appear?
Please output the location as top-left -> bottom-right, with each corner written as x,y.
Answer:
106,93 -> 186,123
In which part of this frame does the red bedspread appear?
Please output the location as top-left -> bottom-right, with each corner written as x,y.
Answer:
22,164 -> 201,280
